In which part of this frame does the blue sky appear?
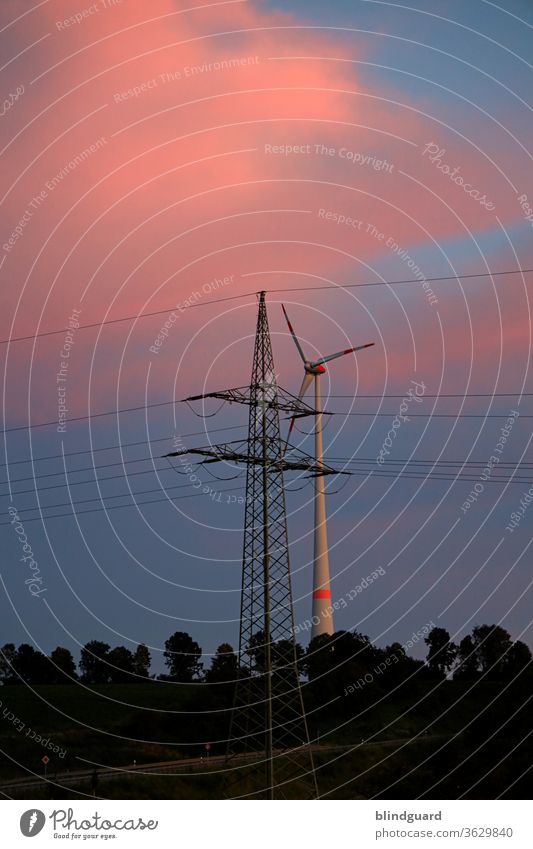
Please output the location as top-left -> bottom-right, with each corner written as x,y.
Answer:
1,0 -> 532,674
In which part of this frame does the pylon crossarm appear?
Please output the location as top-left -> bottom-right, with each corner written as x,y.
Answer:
163,443 -> 342,477
163,440 -> 247,461
183,385 -> 320,416
184,387 -> 250,404
284,410 -> 332,421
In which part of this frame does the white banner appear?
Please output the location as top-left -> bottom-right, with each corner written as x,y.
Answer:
1,800 -> 531,848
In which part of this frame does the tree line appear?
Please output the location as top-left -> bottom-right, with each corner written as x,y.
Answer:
0,624 -> 530,687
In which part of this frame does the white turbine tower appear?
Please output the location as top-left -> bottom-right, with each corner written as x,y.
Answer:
282,305 -> 374,640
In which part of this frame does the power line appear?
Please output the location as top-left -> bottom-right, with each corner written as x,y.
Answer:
3,479 -> 204,517
336,470 -> 533,484
1,464 -> 172,498
327,393 -> 532,399
0,484 -> 245,526
3,461 -> 532,528
4,447 -> 532,490
2,396 -> 531,434
1,456 -> 161,488
0,424 -> 247,468
2,456 -> 531,500
0,291 -> 249,347
261,266 -> 533,293
1,267 -> 531,347
356,471 -> 533,483
1,400 -> 181,434
1,404 -> 530,492
1,423 -> 531,496
2,449 -> 531,500
328,456 -> 533,467
1,454 -> 246,498
325,412 -> 533,418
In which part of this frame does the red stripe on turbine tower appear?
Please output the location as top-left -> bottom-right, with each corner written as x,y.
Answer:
313,589 -> 331,599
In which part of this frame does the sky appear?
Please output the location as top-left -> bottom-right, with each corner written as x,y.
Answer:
1,0 -> 532,674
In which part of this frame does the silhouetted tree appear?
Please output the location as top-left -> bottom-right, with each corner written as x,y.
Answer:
14,644 -> 53,684
133,643 -> 151,678
107,646 -> 135,683
302,633 -> 332,681
305,630 -> 377,683
425,627 -> 457,678
79,641 -> 111,684
504,640 -> 532,677
473,625 -> 513,677
163,631 -> 203,682
0,643 -> 18,685
303,630 -> 385,707
205,643 -> 238,683
272,639 -> 304,670
49,647 -> 77,683
246,631 -> 267,673
245,633 -> 304,677
455,625 -> 519,680
379,642 -> 425,691
454,635 -> 480,680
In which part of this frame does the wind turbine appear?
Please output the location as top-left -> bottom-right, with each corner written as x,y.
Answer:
282,305 -> 374,640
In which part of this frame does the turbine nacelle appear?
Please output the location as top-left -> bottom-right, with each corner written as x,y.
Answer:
304,361 -> 326,375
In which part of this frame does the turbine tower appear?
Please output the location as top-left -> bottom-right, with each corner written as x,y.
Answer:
282,305 -> 374,640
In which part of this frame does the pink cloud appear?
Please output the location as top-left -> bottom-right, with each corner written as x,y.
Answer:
0,0 -> 530,426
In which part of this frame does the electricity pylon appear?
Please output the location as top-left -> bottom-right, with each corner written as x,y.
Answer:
165,292 -> 343,799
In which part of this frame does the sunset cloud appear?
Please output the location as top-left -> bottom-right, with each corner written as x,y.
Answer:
1,0 -> 530,424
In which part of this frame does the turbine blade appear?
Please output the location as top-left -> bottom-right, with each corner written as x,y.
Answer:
313,342 -> 375,366
287,372 -> 314,442
297,372 -> 314,400
282,304 -> 306,363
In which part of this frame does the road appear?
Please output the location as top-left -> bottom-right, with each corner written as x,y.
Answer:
0,735 -> 446,796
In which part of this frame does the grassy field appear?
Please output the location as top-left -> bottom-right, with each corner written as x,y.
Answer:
0,680 -> 221,779
0,677 -> 530,798
9,737 -> 531,800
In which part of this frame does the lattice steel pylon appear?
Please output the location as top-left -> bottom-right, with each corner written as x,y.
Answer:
224,291 -> 318,800
164,293 -> 346,798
